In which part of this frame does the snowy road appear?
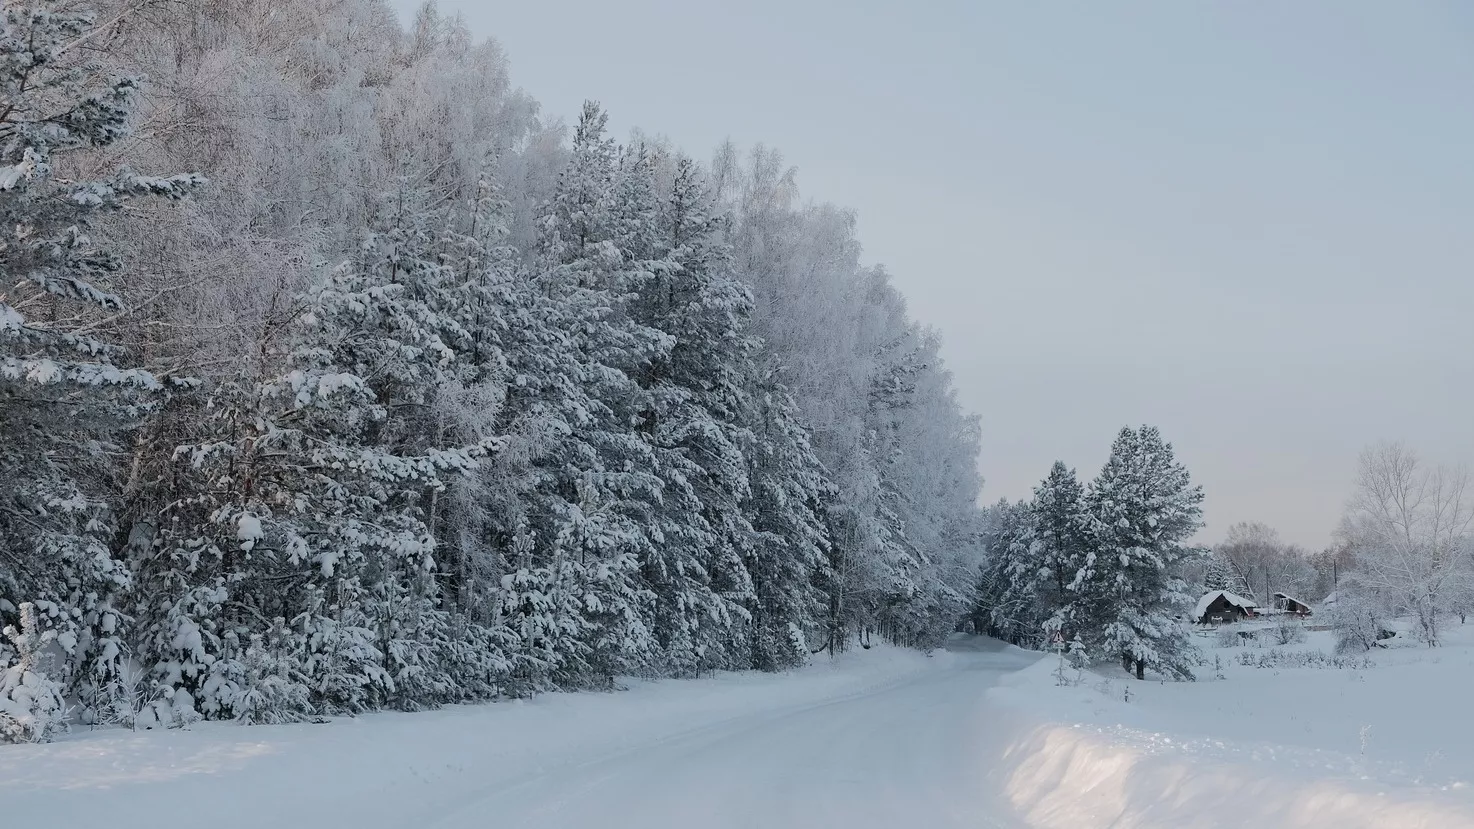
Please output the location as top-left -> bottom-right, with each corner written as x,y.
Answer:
427,638 -> 1037,829
1,639 -> 1041,829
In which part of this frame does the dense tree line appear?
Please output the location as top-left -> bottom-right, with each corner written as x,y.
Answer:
0,1 -> 983,740
975,426 -> 1205,680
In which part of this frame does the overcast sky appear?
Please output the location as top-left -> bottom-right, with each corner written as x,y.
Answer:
393,1 -> 1474,549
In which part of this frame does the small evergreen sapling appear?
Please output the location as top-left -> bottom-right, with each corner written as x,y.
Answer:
0,603 -> 67,743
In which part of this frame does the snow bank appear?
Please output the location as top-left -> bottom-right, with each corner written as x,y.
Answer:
980,658 -> 1474,829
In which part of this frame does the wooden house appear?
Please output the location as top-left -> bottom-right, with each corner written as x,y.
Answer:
1273,593 -> 1313,616
1195,590 -> 1258,625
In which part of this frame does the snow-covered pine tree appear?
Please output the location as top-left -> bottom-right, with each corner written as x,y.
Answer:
474,271 -> 592,693
0,2 -> 200,735
138,188 -> 496,718
523,102 -> 666,687
1071,426 -> 1205,680
467,176 -> 615,693
347,180 -> 520,709
976,500 -> 1043,647
1030,462 -> 1089,637
233,619 -> 311,725
496,525 -> 588,695
624,153 -> 765,674
1202,549 -> 1249,596
741,366 -> 833,668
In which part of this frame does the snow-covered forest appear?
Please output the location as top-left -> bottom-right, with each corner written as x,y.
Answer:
0,0 -> 986,739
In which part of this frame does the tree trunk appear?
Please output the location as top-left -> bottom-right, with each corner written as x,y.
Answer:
1134,660 -> 1145,680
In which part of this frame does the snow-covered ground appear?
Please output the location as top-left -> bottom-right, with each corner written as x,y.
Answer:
0,639 -> 1040,829
10,629 -> 1474,829
988,620 -> 1474,829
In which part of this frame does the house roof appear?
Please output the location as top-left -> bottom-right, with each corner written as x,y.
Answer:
1273,592 -> 1309,608
1195,590 -> 1257,619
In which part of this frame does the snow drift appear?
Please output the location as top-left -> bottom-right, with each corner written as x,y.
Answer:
980,659 -> 1474,829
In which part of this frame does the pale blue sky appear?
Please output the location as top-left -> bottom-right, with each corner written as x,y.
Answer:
394,1 -> 1474,548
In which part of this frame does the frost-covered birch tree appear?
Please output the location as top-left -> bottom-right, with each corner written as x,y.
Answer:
1338,442 -> 1474,646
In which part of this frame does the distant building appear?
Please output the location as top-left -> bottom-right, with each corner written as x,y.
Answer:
1272,593 -> 1313,616
1195,590 -> 1258,625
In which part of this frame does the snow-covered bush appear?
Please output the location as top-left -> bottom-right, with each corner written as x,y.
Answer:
0,603 -> 68,743
234,629 -> 312,726
86,659 -> 147,730
1329,594 -> 1389,654
1052,638 -> 1088,687
1272,617 -> 1308,645
1235,648 -> 1373,670
1214,626 -> 1244,648
134,687 -> 202,731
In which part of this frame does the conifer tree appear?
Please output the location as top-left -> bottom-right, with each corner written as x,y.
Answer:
1031,462 -> 1089,633
627,154 -> 765,673
0,602 -> 66,742
741,368 -> 833,669
977,500 -> 1041,647
1202,550 -> 1248,596
138,194 -> 494,719
0,2 -> 199,735
1070,426 -> 1205,680
524,102 -> 665,687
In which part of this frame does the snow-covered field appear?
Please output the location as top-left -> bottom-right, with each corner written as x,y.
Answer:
988,621 -> 1474,829
10,629 -> 1474,829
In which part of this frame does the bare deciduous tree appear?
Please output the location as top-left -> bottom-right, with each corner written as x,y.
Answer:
1338,442 -> 1474,645
1212,521 -> 1317,602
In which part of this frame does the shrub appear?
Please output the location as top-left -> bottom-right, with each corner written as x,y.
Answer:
1235,648 -> 1373,670
1329,594 -> 1388,654
0,603 -> 68,743
1272,617 -> 1308,645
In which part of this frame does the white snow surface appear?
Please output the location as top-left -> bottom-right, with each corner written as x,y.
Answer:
9,631 -> 1474,829
990,623 -> 1474,829
1,639 -> 1039,829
